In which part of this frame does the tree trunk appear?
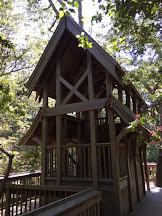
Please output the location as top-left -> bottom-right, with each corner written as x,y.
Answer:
0,148 -> 14,198
78,0 -> 84,28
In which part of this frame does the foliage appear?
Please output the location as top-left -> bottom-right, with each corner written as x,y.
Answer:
0,0 -> 44,175
76,32 -> 92,49
147,145 -> 159,163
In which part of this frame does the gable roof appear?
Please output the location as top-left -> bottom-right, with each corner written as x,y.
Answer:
26,15 -> 145,105
27,16 -> 118,91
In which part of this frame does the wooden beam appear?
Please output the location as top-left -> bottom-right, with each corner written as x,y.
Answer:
106,72 -> 112,97
45,98 -> 108,116
41,86 -> 48,185
87,51 -> 98,189
108,107 -> 122,216
127,135 -> 138,212
133,142 -> 140,202
139,146 -> 146,195
118,85 -> 123,103
59,75 -> 88,103
126,91 -> 130,109
61,69 -> 88,105
56,58 -> 62,186
32,136 -> 42,146
143,144 -> 150,191
133,98 -> 137,114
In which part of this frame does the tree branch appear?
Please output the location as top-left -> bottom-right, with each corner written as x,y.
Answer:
0,148 -> 14,198
48,0 -> 59,17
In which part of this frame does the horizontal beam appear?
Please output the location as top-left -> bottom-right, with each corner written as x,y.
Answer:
45,98 -> 108,116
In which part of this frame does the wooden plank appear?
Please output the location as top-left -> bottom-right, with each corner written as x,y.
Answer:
59,75 -> 88,103
22,189 -> 102,216
45,98 -> 107,116
87,51 -> 98,189
62,69 -> 88,105
108,107 -> 122,216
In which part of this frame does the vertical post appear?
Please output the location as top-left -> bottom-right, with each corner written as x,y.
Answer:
127,144 -> 133,211
56,58 -> 62,186
108,108 -> 122,216
5,188 -> 11,216
41,85 -> 48,185
138,100 -> 142,114
133,144 -> 140,202
139,147 -> 146,195
118,85 -> 123,103
87,51 -> 98,189
126,88 -> 130,109
106,72 -> 112,97
143,144 -> 150,191
133,99 -> 137,114
106,72 -> 122,216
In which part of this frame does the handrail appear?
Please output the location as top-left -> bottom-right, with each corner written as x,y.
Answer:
0,171 -> 41,185
23,188 -> 102,216
1,184 -> 86,215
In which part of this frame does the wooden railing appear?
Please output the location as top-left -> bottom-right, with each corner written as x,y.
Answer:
46,143 -> 112,181
143,162 -> 157,183
62,144 -> 92,179
0,185 -> 84,216
0,171 -> 41,185
22,188 -> 102,216
97,143 -> 112,180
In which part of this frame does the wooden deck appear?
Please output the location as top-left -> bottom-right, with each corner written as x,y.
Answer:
128,183 -> 162,216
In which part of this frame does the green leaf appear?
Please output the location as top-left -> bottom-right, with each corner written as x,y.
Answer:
69,8 -> 75,13
59,12 -> 64,18
74,2 -> 79,8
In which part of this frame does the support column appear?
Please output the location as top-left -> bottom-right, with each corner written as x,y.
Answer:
143,144 -> 150,191
87,51 -> 98,189
108,107 -> 122,216
56,58 -> 62,186
133,144 -> 140,202
106,71 -> 122,216
133,97 -> 137,114
118,85 -> 123,103
41,85 -> 48,185
126,88 -> 130,109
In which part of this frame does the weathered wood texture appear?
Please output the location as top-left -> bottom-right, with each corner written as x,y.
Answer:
0,185 -> 85,216
18,15 -> 151,216
23,189 -> 102,216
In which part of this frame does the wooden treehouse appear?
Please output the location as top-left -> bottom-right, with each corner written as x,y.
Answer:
0,16 -> 151,216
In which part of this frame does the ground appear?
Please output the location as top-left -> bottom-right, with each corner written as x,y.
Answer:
128,183 -> 162,216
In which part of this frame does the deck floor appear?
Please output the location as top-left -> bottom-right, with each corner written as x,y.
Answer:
128,183 -> 162,216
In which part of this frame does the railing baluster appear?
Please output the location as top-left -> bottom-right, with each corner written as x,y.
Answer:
25,189 -> 27,213
20,189 -> 23,215
12,189 -> 14,216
